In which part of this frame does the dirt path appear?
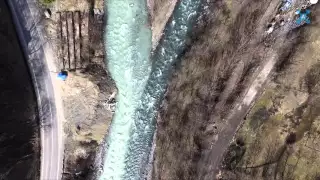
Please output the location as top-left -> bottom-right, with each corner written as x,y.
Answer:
196,0 -> 306,177
197,53 -> 278,180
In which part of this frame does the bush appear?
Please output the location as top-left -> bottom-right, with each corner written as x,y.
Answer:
222,143 -> 246,170
40,0 -> 55,5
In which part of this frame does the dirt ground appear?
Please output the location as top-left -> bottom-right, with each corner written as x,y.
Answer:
149,0 -> 178,48
55,0 -> 101,11
152,0 -> 320,180
43,1 -> 116,179
219,3 -> 320,180
42,0 -> 176,179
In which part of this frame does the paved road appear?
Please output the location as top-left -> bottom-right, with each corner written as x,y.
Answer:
7,0 -> 64,179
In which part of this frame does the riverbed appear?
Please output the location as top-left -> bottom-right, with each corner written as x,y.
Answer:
99,0 -> 201,179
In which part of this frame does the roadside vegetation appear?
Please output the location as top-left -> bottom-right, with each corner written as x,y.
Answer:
0,1 -> 39,179
40,0 -> 55,6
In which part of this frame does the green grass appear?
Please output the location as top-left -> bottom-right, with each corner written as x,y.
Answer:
232,87 -> 320,179
251,89 -> 274,112
39,0 -> 55,5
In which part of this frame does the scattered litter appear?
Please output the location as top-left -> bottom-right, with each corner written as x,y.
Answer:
295,9 -> 311,25
44,9 -> 52,19
310,0 -> 318,5
93,8 -> 103,15
57,71 -> 68,81
265,15 -> 284,34
103,91 -> 117,112
280,0 -> 293,12
280,19 -> 285,26
107,100 -> 116,113
266,24 -> 274,34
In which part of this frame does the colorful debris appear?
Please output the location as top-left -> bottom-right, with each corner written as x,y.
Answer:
295,9 -> 311,25
280,0 -> 293,12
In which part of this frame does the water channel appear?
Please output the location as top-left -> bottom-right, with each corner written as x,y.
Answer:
100,0 -> 201,179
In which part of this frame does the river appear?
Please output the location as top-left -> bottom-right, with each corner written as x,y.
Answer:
99,0 -> 201,179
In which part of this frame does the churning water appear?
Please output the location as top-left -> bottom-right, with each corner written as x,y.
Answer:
100,0 -> 201,179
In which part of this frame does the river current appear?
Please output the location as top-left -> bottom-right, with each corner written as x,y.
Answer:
99,0 -> 201,179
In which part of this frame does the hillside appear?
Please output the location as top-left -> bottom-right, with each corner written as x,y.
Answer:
220,3 -> 320,180
152,0 -> 320,180
0,1 -> 39,179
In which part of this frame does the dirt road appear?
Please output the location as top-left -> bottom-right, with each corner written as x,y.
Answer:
197,54 -> 278,180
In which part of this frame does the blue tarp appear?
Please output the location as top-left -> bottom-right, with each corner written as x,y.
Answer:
296,9 -> 311,25
57,71 -> 67,81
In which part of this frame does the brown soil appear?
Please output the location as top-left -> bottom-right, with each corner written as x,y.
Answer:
44,2 -> 116,179
149,0 -> 177,47
219,3 -> 320,180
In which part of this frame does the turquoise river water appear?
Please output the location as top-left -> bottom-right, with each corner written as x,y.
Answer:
99,0 -> 201,179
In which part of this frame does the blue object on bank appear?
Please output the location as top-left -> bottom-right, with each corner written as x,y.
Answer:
296,9 -> 311,25
57,71 -> 68,81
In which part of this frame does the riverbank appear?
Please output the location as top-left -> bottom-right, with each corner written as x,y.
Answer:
220,3 -> 320,179
39,0 -> 179,178
152,0 -> 316,179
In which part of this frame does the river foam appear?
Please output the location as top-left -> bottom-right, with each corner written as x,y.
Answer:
100,0 -> 201,179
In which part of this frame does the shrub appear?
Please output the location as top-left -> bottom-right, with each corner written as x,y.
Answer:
40,0 -> 55,5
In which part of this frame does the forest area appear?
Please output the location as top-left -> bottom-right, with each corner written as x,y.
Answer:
0,1 -> 40,179
152,0 -> 320,180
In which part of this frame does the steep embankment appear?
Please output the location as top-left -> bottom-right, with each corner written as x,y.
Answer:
0,1 -> 39,179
